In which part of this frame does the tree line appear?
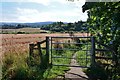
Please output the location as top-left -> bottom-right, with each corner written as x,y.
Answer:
41,21 -> 88,32
1,24 -> 31,29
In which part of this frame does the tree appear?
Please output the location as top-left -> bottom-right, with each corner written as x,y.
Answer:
82,2 -> 120,79
82,2 -> 120,52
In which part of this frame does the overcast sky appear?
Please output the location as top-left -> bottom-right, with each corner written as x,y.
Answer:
1,0 -> 88,23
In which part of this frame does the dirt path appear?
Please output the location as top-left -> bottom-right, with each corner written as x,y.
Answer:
64,53 -> 88,80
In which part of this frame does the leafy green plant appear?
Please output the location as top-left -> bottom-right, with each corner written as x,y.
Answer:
43,50 -> 73,78
82,2 -> 120,79
85,65 -> 108,80
76,51 -> 91,67
2,51 -> 44,80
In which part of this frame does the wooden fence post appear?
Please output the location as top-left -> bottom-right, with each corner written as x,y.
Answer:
37,42 -> 43,65
29,43 -> 34,64
29,43 -> 34,57
46,37 -> 49,66
91,36 -> 96,66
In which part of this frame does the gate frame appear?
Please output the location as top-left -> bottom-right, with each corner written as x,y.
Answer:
47,36 -> 96,68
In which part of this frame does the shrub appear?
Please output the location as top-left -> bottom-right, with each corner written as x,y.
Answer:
85,65 -> 108,80
17,31 -> 25,34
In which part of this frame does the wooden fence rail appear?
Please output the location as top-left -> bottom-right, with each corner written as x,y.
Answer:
29,39 -> 48,68
95,41 -> 117,67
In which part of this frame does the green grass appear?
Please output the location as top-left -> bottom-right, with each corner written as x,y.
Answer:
2,49 -> 73,79
43,50 -> 73,78
2,51 -> 45,80
76,47 -> 91,67
43,43 -> 91,78
2,51 -> 29,80
2,42 -> 92,79
52,50 -> 73,64
43,66 -> 69,78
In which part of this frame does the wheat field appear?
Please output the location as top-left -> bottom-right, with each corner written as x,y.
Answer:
0,33 -> 90,56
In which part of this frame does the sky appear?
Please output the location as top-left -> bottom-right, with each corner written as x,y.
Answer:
0,0 -> 88,23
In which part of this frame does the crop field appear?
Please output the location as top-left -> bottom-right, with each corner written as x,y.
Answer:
0,33 -> 89,56
0,33 -> 90,79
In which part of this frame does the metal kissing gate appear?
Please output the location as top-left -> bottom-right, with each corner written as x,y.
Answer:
46,36 -> 95,68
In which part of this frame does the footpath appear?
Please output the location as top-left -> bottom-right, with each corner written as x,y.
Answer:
64,53 -> 88,80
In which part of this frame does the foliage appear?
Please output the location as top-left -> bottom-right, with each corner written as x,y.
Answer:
82,2 -> 120,80
43,50 -> 72,78
2,51 -> 44,80
17,31 -> 26,34
85,65 -> 108,80
76,51 -> 91,67
1,24 -> 30,29
82,2 -> 120,51
41,21 -> 87,32
2,47 -> 73,79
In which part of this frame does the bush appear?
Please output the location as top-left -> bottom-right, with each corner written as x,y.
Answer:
17,31 -> 25,34
85,65 -> 108,80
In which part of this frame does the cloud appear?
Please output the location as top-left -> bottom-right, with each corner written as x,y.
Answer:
1,0 -> 50,6
16,8 -> 57,22
1,0 -> 85,6
26,0 -> 51,6
1,0 -> 87,22
15,7 -> 87,23
17,8 -> 40,15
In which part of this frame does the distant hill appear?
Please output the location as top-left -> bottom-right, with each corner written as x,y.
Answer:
0,21 -> 57,29
0,21 -> 55,27
24,21 -> 55,27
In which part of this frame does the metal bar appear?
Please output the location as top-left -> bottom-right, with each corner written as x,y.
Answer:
50,36 -> 92,38
50,36 -> 93,68
52,64 -> 89,68
34,47 -> 46,50
51,37 -> 53,65
52,42 -> 90,45
86,37 -> 89,66
95,56 -> 112,59
52,56 -> 91,59
96,41 -> 115,53
95,49 -> 110,52
52,48 -> 90,51
46,37 -> 50,66
91,37 -> 96,66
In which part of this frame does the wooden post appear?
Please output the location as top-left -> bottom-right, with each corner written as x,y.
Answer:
46,37 -> 49,66
37,42 -> 43,65
29,43 -> 34,64
91,36 -> 96,66
29,43 -> 34,57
